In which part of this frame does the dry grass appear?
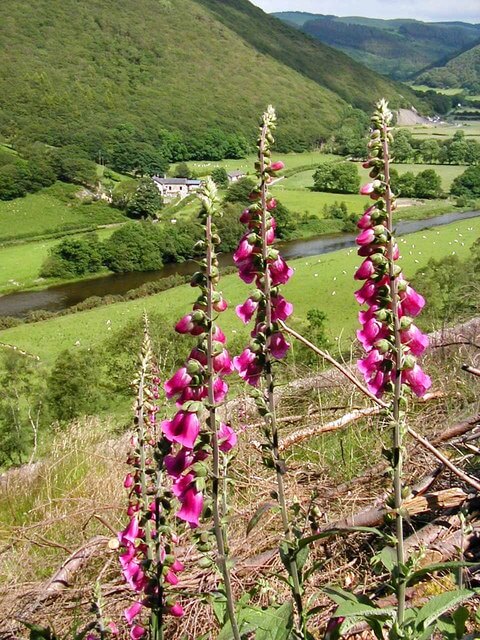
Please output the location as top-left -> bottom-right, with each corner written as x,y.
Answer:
0,323 -> 479,639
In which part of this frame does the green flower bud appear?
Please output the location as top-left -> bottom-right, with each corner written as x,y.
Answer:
399,316 -> 413,330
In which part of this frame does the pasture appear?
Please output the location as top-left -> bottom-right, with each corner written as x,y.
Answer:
0,217 -> 478,366
0,183 -> 125,243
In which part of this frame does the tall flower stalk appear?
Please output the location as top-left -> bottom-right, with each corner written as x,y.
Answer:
200,178 -> 241,640
356,99 -> 431,631
118,317 -> 184,640
233,106 -> 304,633
164,178 -> 240,639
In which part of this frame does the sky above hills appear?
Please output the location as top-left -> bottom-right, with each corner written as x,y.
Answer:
251,0 -> 480,23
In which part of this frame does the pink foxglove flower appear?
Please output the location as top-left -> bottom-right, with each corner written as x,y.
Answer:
355,100 -> 430,399
218,423 -> 238,452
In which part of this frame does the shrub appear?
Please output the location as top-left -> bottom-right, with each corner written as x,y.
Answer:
414,169 -> 442,199
451,165 -> 480,199
40,234 -> 105,278
312,162 -> 360,194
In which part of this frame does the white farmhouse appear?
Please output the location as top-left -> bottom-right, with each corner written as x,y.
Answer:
152,176 -> 202,200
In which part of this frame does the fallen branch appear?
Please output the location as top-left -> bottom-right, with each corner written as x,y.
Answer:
432,414 -> 480,444
462,364 -> 480,378
45,535 -> 109,594
278,407 -> 380,452
318,488 -> 467,531
408,427 -> 480,492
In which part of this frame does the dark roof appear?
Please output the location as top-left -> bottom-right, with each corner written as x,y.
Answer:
152,177 -> 201,186
227,170 -> 246,177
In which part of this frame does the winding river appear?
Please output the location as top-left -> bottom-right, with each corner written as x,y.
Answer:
1,209 -> 479,318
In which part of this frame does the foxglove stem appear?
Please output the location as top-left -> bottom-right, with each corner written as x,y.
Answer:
258,112 -> 304,632
203,180 -> 241,640
135,322 -> 163,640
382,108 -> 406,628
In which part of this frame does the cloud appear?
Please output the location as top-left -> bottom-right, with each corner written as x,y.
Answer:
251,0 -> 480,23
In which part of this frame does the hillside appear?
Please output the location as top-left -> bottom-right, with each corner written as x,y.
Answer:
417,43 -> 480,93
273,12 -> 480,81
0,0 -> 418,158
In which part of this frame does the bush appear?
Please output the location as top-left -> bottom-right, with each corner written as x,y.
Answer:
451,165 -> 480,199
211,167 -> 229,188
312,162 -> 360,194
414,169 -> 442,199
126,178 -> 164,220
47,347 -> 106,422
40,234 -> 105,278
225,177 -> 256,203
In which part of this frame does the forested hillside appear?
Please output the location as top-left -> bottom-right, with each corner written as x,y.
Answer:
273,12 -> 480,81
0,0 -> 417,162
417,43 -> 480,92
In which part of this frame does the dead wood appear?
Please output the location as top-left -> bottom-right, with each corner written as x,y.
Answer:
45,535 -> 109,594
432,414 -> 480,444
462,364 -> 480,378
318,488 -> 467,531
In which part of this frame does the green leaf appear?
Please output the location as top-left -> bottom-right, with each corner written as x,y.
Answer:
211,593 -> 228,625
295,544 -> 309,573
255,602 -> 294,640
415,589 -> 475,630
246,502 -> 277,537
406,561 -> 478,586
298,526 -> 384,550
218,603 -> 293,640
374,545 -> 396,572
453,605 -> 470,637
22,624 -> 57,640
324,585 -> 376,608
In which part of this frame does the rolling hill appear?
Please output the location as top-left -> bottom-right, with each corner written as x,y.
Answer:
417,43 -> 480,93
0,0 -> 419,159
273,12 -> 480,81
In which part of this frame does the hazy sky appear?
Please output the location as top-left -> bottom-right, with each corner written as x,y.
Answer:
249,1 -> 480,23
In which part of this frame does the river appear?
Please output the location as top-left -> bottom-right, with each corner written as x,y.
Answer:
1,209 -> 479,318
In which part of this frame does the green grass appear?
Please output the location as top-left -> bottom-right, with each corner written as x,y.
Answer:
189,151 -> 338,177
1,218 -> 478,366
0,183 -> 126,243
400,122 -> 480,140
0,227 -> 117,293
359,163 -> 468,191
409,85 -> 464,96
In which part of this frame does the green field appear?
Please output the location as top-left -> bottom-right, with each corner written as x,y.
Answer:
361,163 -> 467,190
400,122 -> 480,140
408,85 -> 464,96
1,218 -> 478,366
0,183 -> 126,243
189,151 -> 337,177
0,228 -> 118,294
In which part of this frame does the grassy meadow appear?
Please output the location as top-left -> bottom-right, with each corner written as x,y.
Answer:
0,183 -> 125,243
0,217 -> 478,366
400,121 -> 480,140
0,227 -> 117,294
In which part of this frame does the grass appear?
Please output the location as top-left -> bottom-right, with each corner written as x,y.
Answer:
271,162 -> 469,219
0,228 -> 117,294
408,85 -> 464,96
189,151 -> 337,177
1,217 -> 478,367
0,183 -> 126,243
360,162 -> 468,191
400,121 -> 480,140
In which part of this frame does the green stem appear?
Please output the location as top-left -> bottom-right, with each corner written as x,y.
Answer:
259,124 -> 304,634
383,122 -> 406,628
137,327 -> 164,640
206,207 -> 241,640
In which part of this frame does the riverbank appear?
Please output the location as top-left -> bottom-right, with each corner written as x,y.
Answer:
1,217 -> 478,365
0,209 -> 478,319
